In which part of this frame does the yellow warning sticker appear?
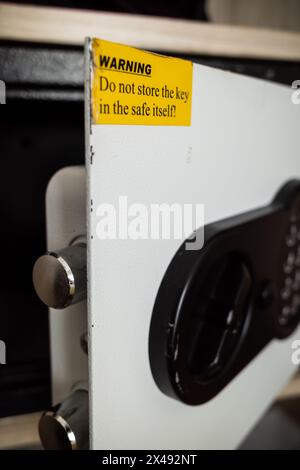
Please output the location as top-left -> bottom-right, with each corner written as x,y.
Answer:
91,38 -> 193,126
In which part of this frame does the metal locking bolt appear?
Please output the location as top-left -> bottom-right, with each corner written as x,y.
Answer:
32,242 -> 86,309
39,384 -> 89,450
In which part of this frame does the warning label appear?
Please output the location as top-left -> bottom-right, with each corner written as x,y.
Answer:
91,38 -> 193,126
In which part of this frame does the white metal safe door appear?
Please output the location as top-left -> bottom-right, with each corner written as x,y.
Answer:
46,167 -> 88,404
86,51 -> 300,448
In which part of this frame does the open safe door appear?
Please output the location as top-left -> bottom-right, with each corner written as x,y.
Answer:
33,38 -> 300,449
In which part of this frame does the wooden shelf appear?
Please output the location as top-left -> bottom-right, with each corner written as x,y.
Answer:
0,412 -> 41,450
278,373 -> 300,401
1,2 -> 300,60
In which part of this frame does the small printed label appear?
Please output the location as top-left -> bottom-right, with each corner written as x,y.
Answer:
91,38 -> 193,126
